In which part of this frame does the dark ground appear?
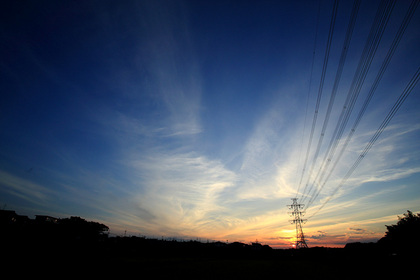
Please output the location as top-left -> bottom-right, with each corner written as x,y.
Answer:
3,237 -> 413,279
1,210 -> 415,279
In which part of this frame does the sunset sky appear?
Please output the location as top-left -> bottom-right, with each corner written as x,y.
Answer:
1,0 -> 419,248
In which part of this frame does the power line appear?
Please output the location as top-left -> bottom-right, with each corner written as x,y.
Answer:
297,0 -> 339,199
300,0 -> 361,203
305,0 -> 419,210
295,0 -> 322,198
307,66 -> 420,220
300,0 -> 395,203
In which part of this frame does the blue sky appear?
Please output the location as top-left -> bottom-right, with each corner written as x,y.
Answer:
1,0 -> 420,247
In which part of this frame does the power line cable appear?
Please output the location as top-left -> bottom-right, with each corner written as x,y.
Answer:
300,0 -> 361,203
300,0 -> 395,203
307,66 -> 420,219
297,0 -> 339,199
305,0 -> 419,210
295,0 -> 322,198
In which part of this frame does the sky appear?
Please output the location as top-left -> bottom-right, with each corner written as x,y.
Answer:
1,0 -> 420,248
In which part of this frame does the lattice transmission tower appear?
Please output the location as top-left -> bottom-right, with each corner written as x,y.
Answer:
288,198 -> 308,249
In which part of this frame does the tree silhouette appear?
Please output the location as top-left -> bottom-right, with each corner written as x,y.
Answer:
378,210 -> 420,255
59,216 -> 109,240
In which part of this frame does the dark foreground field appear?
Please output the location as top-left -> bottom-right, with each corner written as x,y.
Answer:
5,239 -> 412,280
99,255 -> 402,279
2,210 -> 416,279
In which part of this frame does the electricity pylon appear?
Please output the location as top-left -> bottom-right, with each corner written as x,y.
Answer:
288,198 -> 308,249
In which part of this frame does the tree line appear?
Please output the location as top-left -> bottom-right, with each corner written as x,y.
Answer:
1,209 -> 419,258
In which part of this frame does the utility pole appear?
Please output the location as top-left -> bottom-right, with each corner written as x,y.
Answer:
288,198 -> 308,249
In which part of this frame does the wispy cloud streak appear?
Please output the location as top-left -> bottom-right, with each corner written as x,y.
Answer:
0,170 -> 54,205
